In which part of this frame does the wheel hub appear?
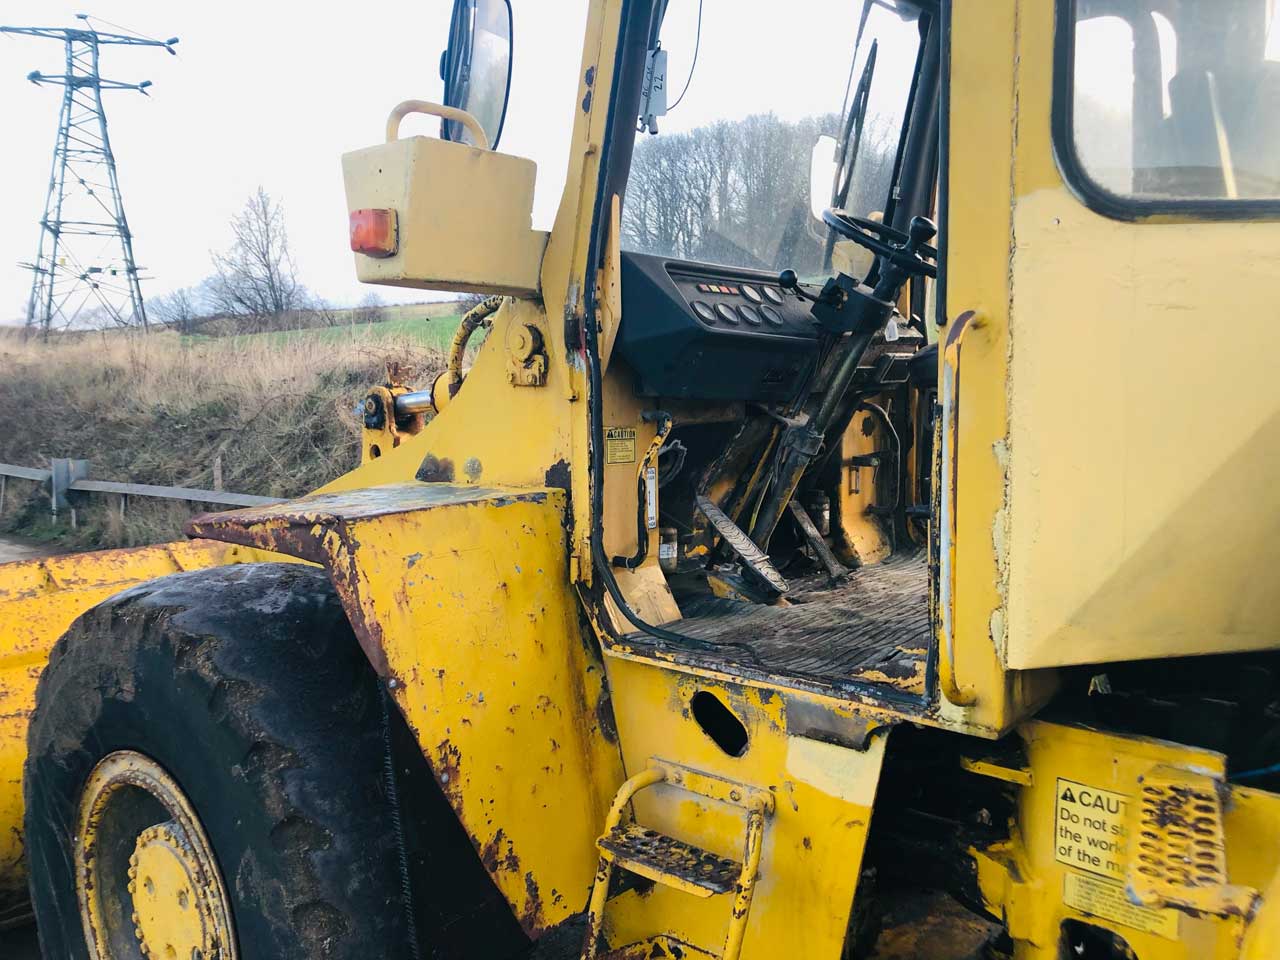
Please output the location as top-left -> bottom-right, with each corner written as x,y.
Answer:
75,750 -> 237,960
129,823 -> 218,958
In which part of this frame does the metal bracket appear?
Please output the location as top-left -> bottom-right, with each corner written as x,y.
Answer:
507,321 -> 549,387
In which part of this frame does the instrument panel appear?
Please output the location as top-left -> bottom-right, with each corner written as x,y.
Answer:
616,252 -> 823,401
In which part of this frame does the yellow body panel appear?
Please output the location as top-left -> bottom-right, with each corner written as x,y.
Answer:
1001,1 -> 1280,669
0,540 -> 273,909
598,658 -> 886,959
187,483 -> 625,936
948,0 -> 1280,674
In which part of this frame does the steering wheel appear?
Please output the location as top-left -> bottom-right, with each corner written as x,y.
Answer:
822,210 -> 939,280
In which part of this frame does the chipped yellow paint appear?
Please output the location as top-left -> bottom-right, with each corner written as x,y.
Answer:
597,658 -> 887,959
187,483 -> 624,936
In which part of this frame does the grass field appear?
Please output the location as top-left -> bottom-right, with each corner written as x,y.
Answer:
0,316 -> 452,550
187,302 -> 465,351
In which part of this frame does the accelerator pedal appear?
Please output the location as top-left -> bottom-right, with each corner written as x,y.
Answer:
696,495 -> 788,600
581,759 -> 774,960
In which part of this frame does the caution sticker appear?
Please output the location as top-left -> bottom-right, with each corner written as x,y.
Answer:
1055,778 -> 1180,940
1054,778 -> 1129,880
605,427 -> 636,464
1063,873 -> 1179,940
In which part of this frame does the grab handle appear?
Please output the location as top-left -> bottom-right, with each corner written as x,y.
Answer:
385,99 -> 489,150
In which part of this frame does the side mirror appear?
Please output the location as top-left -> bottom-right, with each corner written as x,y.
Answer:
809,135 -> 839,222
441,0 -> 513,150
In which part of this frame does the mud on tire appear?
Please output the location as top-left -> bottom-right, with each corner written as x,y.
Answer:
22,562 -> 525,959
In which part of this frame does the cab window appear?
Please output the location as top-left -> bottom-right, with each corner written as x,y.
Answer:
1060,0 -> 1280,207
621,0 -> 926,273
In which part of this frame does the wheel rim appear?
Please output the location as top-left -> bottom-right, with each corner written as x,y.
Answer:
75,750 -> 237,960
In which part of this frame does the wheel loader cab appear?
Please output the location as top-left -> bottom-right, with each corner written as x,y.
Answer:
596,0 -> 944,710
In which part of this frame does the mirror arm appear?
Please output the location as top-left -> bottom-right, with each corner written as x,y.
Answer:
386,100 -> 490,150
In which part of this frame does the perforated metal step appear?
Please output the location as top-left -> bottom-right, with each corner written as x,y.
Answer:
598,823 -> 742,898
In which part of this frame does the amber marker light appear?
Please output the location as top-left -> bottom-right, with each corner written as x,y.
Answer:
349,208 -> 398,258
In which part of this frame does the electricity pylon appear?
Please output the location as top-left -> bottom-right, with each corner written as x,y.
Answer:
1,16 -> 177,335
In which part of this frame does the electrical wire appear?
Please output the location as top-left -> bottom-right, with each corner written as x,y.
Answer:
665,0 -> 703,113
83,15 -> 164,44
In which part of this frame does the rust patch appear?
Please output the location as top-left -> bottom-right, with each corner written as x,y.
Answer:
480,827 -> 520,875
594,686 -> 619,744
434,739 -> 463,805
520,870 -> 544,934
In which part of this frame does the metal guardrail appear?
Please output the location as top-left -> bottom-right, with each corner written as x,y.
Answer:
0,458 -> 282,522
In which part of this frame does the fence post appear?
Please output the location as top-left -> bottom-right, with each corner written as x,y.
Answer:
49,458 -> 91,522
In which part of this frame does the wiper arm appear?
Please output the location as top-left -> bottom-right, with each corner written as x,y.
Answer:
824,39 -> 878,272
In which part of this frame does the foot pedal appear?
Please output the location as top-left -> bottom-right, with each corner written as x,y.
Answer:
696,495 -> 788,599
581,759 -> 774,960
1126,765 -> 1257,917
787,500 -> 849,583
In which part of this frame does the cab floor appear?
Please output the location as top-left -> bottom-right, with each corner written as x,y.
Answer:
621,551 -> 930,702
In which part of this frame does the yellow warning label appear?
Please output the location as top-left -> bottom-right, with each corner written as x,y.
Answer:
1054,778 -> 1129,880
605,427 -> 636,464
1063,872 -> 1179,940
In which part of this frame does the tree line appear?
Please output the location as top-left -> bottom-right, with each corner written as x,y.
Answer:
620,110 -> 899,276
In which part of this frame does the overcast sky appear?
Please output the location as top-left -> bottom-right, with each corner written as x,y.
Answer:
0,1 -> 592,323
0,0 -> 875,325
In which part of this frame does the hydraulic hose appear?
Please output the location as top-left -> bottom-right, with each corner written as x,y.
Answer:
446,296 -> 504,397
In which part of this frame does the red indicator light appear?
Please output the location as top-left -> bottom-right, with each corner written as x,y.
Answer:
350,208 -> 398,258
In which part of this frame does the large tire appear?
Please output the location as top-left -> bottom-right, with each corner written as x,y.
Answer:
23,562 -> 526,960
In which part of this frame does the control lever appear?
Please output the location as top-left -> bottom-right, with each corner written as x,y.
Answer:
747,214 -> 937,549
778,269 -> 841,307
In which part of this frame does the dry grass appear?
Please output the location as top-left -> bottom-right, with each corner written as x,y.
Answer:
0,327 -> 444,549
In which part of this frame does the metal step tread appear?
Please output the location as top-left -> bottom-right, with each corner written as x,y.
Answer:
598,823 -> 742,897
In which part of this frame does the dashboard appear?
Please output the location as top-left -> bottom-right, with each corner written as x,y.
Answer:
616,252 -> 823,401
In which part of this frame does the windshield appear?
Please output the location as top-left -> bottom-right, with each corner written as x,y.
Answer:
621,0 -> 924,275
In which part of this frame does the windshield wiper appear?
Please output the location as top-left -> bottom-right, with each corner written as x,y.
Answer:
823,39 -> 878,273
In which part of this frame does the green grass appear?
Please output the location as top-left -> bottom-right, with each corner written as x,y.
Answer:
186,307 -> 465,352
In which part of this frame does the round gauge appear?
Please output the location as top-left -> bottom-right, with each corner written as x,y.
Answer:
692,300 -> 716,323
760,305 -> 784,327
762,286 -> 783,304
741,284 -> 763,304
715,303 -> 739,324
738,305 -> 762,325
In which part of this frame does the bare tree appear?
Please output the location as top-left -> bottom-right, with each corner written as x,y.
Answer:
208,188 -> 305,330
148,286 -> 204,334
352,291 -> 386,325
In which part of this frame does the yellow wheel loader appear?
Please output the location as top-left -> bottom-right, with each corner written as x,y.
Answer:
3,1 -> 1280,957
